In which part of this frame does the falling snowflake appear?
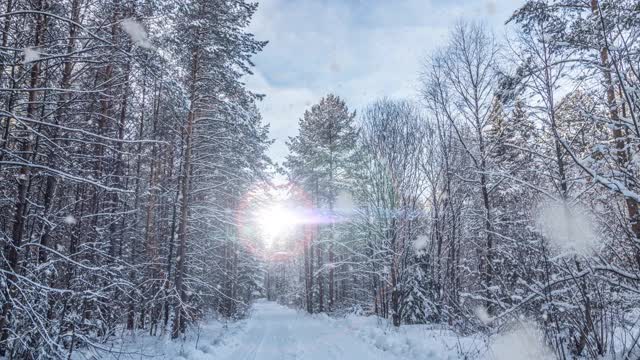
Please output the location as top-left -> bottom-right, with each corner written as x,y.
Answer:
121,18 -> 153,49
63,215 -> 77,225
413,235 -> 428,252
23,47 -> 40,63
474,306 -> 493,325
536,201 -> 598,256
486,0 -> 497,15
490,321 -> 554,360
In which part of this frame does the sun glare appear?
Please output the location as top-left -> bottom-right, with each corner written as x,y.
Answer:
256,204 -> 298,244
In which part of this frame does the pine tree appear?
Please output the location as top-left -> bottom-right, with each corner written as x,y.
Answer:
285,94 -> 357,313
0,0 -> 270,356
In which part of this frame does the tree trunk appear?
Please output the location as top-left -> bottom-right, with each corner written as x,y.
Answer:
172,107 -> 194,338
304,225 -> 312,313
591,1 -> 640,264
172,46 -> 199,338
0,1 -> 44,352
308,226 -> 314,313
317,233 -> 324,312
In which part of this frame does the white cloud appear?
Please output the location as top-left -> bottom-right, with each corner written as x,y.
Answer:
247,0 -> 525,163
245,70 -> 318,163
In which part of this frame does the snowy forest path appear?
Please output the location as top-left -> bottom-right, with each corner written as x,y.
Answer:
220,300 -> 405,360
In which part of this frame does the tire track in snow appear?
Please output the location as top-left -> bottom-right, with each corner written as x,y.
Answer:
217,300 -> 405,360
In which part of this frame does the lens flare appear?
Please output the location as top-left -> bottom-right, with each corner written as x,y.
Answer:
255,204 -> 300,244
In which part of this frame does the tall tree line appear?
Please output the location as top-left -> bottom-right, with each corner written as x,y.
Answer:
279,1 -> 640,358
0,0 -> 270,358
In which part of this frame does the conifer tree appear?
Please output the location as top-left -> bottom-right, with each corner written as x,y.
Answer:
285,94 -> 357,312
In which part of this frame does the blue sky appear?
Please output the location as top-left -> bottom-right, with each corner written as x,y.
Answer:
246,0 -> 524,163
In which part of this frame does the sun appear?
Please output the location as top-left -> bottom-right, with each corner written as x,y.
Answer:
256,204 -> 299,244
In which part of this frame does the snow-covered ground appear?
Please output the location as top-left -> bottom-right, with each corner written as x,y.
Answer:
75,315 -> 246,359
339,312 -> 486,359
78,300 -> 487,359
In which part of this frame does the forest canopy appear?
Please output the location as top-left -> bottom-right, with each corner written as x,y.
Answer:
2,0 -> 640,359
